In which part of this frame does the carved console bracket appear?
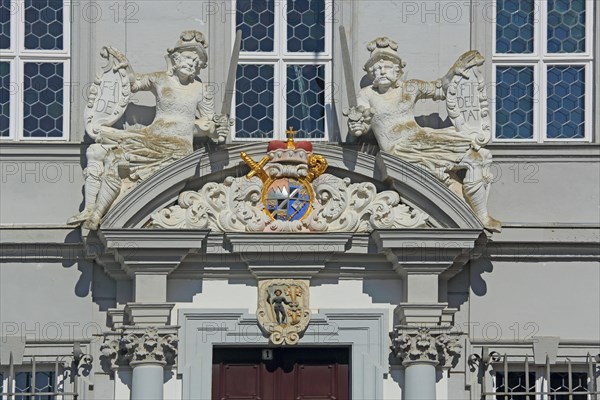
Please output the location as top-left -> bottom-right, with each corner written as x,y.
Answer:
390,326 -> 462,368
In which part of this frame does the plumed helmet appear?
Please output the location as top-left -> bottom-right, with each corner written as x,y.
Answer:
168,30 -> 209,69
363,37 -> 406,73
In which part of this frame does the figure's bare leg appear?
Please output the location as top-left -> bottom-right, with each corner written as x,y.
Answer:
67,144 -> 108,225
83,153 -> 122,230
461,149 -> 502,232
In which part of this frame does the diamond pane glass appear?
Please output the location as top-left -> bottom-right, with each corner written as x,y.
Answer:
496,0 -> 534,54
24,0 -> 63,50
23,62 -> 64,138
1,0 -> 10,49
236,0 -> 274,52
287,0 -> 325,52
286,64 -> 325,139
15,371 -> 55,400
548,0 -> 586,53
236,64 -> 274,138
550,372 -> 588,399
495,371 -> 536,398
0,62 -> 9,137
547,66 -> 585,139
495,66 -> 534,139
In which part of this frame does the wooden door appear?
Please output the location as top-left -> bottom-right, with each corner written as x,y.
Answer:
212,347 -> 350,400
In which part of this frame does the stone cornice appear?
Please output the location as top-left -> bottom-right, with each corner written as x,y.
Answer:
2,141 -> 597,162
371,229 -> 486,272
487,143 -> 600,162
0,142 -> 84,159
93,229 -> 209,278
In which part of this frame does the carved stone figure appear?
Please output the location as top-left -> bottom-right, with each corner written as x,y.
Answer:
345,37 -> 501,232
149,130 -> 428,232
257,279 -> 310,345
68,31 -> 231,230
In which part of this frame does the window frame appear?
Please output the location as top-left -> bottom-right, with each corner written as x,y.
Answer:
488,363 -> 599,399
232,0 -> 334,142
0,0 -> 71,141
491,0 -> 594,143
0,366 -> 66,399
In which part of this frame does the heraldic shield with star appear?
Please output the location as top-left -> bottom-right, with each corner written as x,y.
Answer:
240,127 -> 328,228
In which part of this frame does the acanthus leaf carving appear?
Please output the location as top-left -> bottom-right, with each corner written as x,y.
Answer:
390,327 -> 462,368
99,327 -> 178,370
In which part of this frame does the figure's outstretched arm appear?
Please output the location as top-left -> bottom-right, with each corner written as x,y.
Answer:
130,72 -> 159,93
406,79 -> 445,102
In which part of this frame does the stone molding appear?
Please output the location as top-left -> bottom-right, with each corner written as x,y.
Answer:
1,142 -> 599,161
390,326 -> 462,368
178,308 -> 388,400
100,326 -> 178,370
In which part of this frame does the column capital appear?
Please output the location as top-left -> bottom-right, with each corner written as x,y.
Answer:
100,326 -> 178,370
390,326 -> 462,368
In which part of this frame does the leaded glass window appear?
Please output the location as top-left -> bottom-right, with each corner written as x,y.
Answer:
0,0 -> 70,140
235,0 -> 332,141
493,0 -> 593,142
15,371 -> 56,400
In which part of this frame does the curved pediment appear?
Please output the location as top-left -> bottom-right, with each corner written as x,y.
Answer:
100,144 -> 483,231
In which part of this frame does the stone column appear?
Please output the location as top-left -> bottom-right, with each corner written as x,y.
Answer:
390,327 -> 462,400
101,327 -> 178,400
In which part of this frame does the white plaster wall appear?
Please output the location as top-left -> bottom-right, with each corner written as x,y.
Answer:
467,261 -> 600,340
0,159 -> 85,224
0,262 -> 106,341
488,161 -> 600,224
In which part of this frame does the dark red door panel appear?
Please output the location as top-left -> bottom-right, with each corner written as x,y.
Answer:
212,347 -> 350,400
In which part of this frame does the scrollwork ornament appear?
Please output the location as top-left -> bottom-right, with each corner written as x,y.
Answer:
150,173 -> 428,232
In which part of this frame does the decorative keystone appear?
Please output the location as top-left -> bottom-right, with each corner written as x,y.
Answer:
390,327 -> 462,367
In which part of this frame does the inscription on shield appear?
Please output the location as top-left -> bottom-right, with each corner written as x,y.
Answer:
84,47 -> 134,139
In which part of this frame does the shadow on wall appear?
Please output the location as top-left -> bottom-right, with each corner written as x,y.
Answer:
166,276 -> 257,303
447,257 -> 493,312
62,229 -> 97,300
363,278 -> 404,304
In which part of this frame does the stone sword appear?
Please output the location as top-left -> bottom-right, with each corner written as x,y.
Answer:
214,30 -> 243,142
339,26 -> 372,136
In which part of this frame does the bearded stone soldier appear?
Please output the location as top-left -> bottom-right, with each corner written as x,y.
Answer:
346,37 -> 501,232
